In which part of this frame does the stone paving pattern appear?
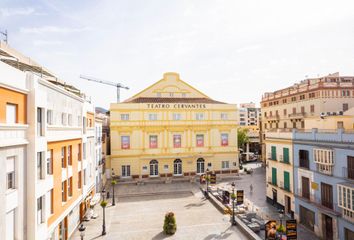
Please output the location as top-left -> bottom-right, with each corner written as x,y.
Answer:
71,161 -> 319,240
71,183 -> 248,239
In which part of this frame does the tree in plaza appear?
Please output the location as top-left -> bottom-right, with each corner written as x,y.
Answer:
237,128 -> 250,151
163,212 -> 177,235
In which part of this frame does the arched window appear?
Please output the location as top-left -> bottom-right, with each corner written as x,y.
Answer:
174,159 -> 182,175
197,158 -> 205,174
150,160 -> 158,176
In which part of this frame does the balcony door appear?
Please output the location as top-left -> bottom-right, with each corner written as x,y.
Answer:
321,182 -> 333,209
301,177 -> 310,199
348,156 -> 354,179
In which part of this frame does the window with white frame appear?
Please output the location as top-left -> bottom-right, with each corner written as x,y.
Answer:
61,147 -> 66,168
61,113 -> 67,126
37,108 -> 44,136
314,149 -> 334,175
68,114 -> 73,126
122,165 -> 131,177
222,161 -> 230,169
173,113 -> 182,120
6,156 -> 15,190
49,189 -> 54,214
121,114 -> 129,120
47,109 -> 53,125
195,113 -> 204,120
37,152 -> 45,180
149,113 -> 158,121
6,103 -> 17,124
338,184 -> 354,221
47,150 -> 53,175
221,113 -> 228,120
62,181 -> 67,202
77,115 -> 82,126
37,196 -> 45,224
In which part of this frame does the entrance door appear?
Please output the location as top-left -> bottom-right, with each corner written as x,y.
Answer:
323,214 -> 333,240
272,189 -> 277,205
173,159 -> 182,175
285,195 -> 291,214
149,160 -> 158,176
197,158 -> 205,174
301,176 -> 310,199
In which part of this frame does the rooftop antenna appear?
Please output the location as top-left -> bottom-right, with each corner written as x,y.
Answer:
0,29 -> 8,43
80,75 -> 129,103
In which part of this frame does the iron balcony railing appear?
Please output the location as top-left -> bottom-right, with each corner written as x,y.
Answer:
342,167 -> 354,180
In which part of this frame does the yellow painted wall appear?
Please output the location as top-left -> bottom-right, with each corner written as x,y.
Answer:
0,87 -> 27,124
110,73 -> 239,178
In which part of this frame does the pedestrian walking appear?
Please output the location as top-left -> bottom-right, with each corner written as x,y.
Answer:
250,184 -> 253,193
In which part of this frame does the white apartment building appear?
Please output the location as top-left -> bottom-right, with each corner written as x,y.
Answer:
0,41 -> 99,240
0,59 -> 28,240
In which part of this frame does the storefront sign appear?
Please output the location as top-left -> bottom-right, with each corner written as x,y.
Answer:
311,182 -> 318,190
286,219 -> 297,240
265,220 -> 277,240
147,103 -> 207,109
236,190 -> 244,205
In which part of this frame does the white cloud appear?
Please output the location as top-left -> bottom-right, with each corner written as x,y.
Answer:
20,26 -> 90,34
0,7 -> 35,17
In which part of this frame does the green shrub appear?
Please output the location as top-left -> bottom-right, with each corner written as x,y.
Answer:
277,224 -> 285,233
163,212 -> 177,235
111,180 -> 117,185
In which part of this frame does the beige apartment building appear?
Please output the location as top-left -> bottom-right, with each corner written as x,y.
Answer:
261,72 -> 354,216
261,72 -> 354,160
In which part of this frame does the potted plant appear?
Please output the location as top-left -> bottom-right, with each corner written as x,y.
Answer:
163,212 -> 177,235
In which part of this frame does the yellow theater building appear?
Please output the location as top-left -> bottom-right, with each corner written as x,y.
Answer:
110,73 -> 239,180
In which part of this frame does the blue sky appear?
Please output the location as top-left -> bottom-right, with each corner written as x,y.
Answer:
1,0 -> 354,109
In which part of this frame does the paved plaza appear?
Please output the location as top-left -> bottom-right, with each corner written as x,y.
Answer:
71,162 -> 318,240
71,183 -> 249,240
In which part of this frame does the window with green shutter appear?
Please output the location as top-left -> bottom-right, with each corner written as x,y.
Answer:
283,148 -> 289,163
284,171 -> 290,191
272,167 -> 277,185
271,146 -> 276,160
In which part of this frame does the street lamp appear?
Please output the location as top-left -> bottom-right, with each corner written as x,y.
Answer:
231,182 -> 236,226
101,188 -> 106,201
205,168 -> 210,198
111,179 -> 117,206
278,209 -> 284,238
78,224 -> 86,240
101,200 -> 108,235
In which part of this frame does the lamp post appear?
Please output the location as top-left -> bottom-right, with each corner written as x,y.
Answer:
111,179 -> 117,206
278,209 -> 284,239
101,188 -> 106,201
78,224 -> 86,240
205,168 -> 210,198
101,200 -> 107,235
231,182 -> 236,226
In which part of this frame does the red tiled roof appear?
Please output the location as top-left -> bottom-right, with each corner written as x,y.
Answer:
124,97 -> 226,104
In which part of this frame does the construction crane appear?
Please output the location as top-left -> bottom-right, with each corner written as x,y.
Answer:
80,75 -> 129,103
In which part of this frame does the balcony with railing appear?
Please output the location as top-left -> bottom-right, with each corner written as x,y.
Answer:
279,155 -> 291,165
267,176 -> 277,186
296,188 -> 341,216
279,181 -> 291,192
342,167 -> 354,180
288,112 -> 306,119
265,115 -> 280,121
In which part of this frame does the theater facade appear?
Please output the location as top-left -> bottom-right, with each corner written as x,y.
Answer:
110,72 -> 239,180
